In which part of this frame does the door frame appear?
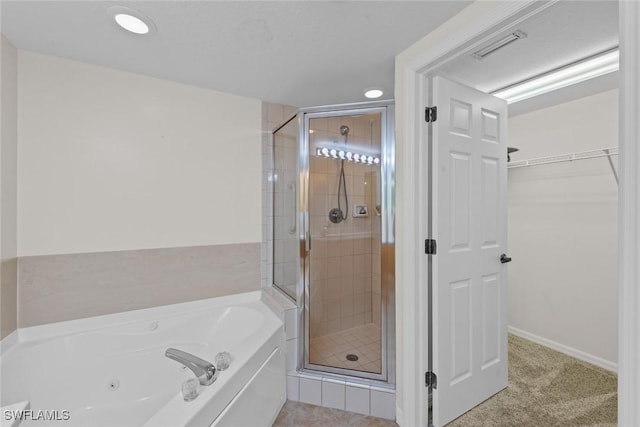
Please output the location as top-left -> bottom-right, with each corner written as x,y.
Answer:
394,1 -> 640,426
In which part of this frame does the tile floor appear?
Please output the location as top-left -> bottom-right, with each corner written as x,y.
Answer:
273,401 -> 398,427
309,323 -> 381,373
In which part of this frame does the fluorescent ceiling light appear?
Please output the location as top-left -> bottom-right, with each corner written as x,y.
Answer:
108,6 -> 156,36
493,48 -> 619,104
364,88 -> 383,99
473,31 -> 527,60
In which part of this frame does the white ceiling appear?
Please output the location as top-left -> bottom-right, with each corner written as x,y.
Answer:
1,1 -> 620,112
0,1 -> 471,107
440,0 -> 619,116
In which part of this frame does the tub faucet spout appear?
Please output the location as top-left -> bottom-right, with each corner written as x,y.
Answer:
165,348 -> 217,386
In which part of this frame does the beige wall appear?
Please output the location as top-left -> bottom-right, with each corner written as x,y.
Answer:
8,51 -> 265,327
18,51 -> 262,257
1,34 -> 18,339
508,89 -> 618,367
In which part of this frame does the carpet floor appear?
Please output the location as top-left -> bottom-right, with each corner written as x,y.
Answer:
274,334 -> 617,426
447,334 -> 617,426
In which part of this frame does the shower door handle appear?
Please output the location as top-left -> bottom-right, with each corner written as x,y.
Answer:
300,231 -> 311,257
500,254 -> 512,264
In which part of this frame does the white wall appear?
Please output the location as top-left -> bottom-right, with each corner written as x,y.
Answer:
1,35 -> 18,261
508,90 -> 619,158
1,34 -> 19,339
508,89 -> 618,368
18,51 -> 262,256
1,35 -> 18,260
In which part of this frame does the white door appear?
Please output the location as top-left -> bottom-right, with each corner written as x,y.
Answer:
431,76 -> 509,426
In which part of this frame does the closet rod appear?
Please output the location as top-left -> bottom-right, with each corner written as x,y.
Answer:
508,147 -> 618,169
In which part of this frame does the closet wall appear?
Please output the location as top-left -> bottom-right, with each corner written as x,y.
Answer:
507,89 -> 618,370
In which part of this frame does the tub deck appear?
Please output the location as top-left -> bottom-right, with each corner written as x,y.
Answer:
0,291 -> 286,427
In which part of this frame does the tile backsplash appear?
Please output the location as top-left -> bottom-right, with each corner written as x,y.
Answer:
1,258 -> 18,339
18,243 -> 260,327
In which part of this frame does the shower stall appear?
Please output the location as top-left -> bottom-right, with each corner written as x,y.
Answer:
271,101 -> 395,383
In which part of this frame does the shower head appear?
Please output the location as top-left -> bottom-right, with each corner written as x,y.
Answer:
340,125 -> 350,136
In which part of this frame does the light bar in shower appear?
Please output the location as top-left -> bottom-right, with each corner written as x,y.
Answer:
316,147 -> 380,165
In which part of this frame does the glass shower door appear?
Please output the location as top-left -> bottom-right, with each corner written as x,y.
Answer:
272,116 -> 299,300
304,107 -> 393,381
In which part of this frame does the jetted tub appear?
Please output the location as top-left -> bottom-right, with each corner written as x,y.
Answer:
0,291 -> 286,426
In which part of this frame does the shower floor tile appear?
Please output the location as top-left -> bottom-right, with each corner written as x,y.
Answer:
309,323 -> 381,373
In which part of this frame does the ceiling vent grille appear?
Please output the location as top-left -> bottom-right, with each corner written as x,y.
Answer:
473,30 -> 527,60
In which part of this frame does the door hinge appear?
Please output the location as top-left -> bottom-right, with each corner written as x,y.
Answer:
425,371 -> 438,389
425,239 -> 437,255
425,106 -> 438,123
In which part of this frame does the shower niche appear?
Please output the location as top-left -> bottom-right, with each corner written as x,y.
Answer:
272,102 -> 395,383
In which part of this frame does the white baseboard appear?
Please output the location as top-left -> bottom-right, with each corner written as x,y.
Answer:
395,407 -> 403,426
508,326 -> 617,373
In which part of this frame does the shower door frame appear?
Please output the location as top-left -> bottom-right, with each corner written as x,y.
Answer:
297,101 -> 396,384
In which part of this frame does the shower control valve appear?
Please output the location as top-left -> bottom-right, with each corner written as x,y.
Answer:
329,208 -> 344,224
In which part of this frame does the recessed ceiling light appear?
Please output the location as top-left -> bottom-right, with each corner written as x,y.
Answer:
115,14 -> 148,34
364,88 -> 384,99
493,48 -> 619,104
108,6 -> 156,36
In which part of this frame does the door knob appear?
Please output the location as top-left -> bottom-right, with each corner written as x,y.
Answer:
500,254 -> 512,264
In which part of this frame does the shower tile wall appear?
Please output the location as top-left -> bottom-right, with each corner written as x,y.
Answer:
309,115 -> 382,339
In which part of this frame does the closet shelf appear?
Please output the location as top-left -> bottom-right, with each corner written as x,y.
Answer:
508,147 -> 618,169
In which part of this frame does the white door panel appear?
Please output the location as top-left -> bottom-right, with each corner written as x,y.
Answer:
431,76 -> 508,426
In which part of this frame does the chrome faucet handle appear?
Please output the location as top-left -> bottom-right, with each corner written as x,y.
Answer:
165,348 -> 218,386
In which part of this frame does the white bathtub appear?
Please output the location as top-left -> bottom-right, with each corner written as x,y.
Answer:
0,291 -> 286,427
